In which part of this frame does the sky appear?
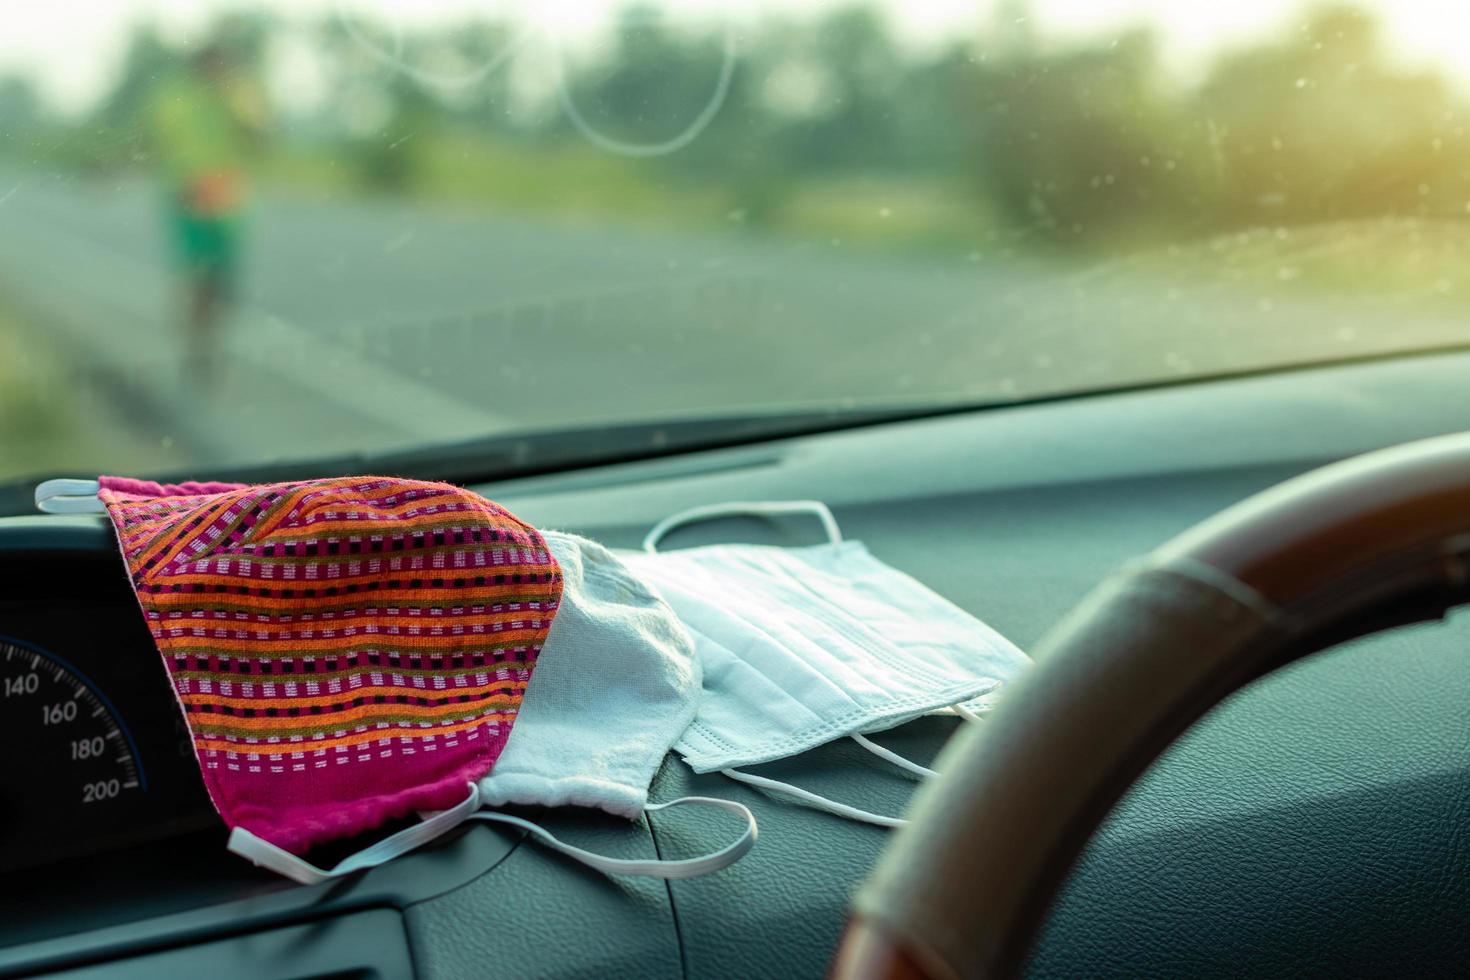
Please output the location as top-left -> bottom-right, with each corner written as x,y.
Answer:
3,0 -> 1470,114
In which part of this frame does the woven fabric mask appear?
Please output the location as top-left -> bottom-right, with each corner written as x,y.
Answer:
96,474 -> 563,861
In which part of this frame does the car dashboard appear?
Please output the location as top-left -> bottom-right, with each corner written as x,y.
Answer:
4,350 -> 1470,977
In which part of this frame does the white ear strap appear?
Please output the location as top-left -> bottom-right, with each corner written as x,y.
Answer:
467,795 -> 757,879
642,500 -> 842,553
227,782 -> 483,885
225,787 -> 755,885
850,733 -> 939,779
722,701 -> 986,827
35,478 -> 104,514
720,768 -> 908,828
951,702 -> 985,724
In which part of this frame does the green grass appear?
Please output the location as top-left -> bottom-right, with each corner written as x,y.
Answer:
263,133 -> 1470,299
0,312 -> 179,484
261,130 -> 1004,250
264,132 -> 730,231
774,175 -> 1000,249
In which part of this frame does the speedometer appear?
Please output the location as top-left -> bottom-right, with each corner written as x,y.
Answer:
0,635 -> 147,861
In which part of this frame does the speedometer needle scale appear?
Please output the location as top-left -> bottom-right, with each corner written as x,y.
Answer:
0,636 -> 146,863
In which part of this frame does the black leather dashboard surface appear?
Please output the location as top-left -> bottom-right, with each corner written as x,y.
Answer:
6,349 -> 1470,977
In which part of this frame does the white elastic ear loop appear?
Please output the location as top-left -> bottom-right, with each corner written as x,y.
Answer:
720,768 -> 907,828
226,782 -> 482,886
467,796 -> 756,880
642,500 -> 842,553
726,701 -> 988,826
848,700 -> 987,778
850,733 -> 939,779
35,478 -> 104,514
951,702 -> 986,724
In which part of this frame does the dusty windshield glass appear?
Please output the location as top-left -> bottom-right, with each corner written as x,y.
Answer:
0,1 -> 1464,482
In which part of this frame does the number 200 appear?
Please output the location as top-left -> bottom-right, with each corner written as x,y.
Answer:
82,779 -> 121,803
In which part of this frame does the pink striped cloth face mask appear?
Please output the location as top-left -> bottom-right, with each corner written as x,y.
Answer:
93,475 -> 563,878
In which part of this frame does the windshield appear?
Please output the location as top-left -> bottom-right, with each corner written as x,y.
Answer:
0,1 -> 1464,483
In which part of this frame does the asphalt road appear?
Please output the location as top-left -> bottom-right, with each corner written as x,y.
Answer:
1,172 -> 1467,471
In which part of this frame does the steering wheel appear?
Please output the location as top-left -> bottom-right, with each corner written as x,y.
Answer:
830,432 -> 1470,979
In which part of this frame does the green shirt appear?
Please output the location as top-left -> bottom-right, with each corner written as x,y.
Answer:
147,71 -> 254,186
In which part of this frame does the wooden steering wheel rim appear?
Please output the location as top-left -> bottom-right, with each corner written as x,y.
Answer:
833,431 -> 1470,979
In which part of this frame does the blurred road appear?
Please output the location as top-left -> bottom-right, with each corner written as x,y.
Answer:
0,172 -> 1466,468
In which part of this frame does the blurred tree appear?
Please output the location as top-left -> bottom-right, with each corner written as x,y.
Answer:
49,0 -> 1470,253
555,4 -> 733,151
437,19 -> 524,136
95,25 -> 179,131
0,77 -> 41,152
349,68 -> 445,193
972,29 -> 1202,245
82,25 -> 179,169
773,7 -> 907,173
1197,3 -> 1470,225
0,79 -> 38,129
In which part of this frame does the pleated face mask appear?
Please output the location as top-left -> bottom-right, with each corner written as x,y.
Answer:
620,501 -> 1031,827
91,475 -> 563,870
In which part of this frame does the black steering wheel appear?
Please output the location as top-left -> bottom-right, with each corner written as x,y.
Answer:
831,431 -> 1470,979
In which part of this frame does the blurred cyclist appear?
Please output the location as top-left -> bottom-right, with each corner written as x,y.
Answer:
147,39 -> 266,379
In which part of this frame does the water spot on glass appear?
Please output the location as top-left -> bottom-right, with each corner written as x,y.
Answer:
1295,77 -> 1308,89
1258,298 -> 1276,313
161,436 -> 175,450
1336,326 -> 1357,342
878,206 -> 892,219
1277,266 -> 1301,281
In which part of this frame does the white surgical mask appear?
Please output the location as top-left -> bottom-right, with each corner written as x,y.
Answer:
620,501 -> 1030,827
233,530 -> 756,884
